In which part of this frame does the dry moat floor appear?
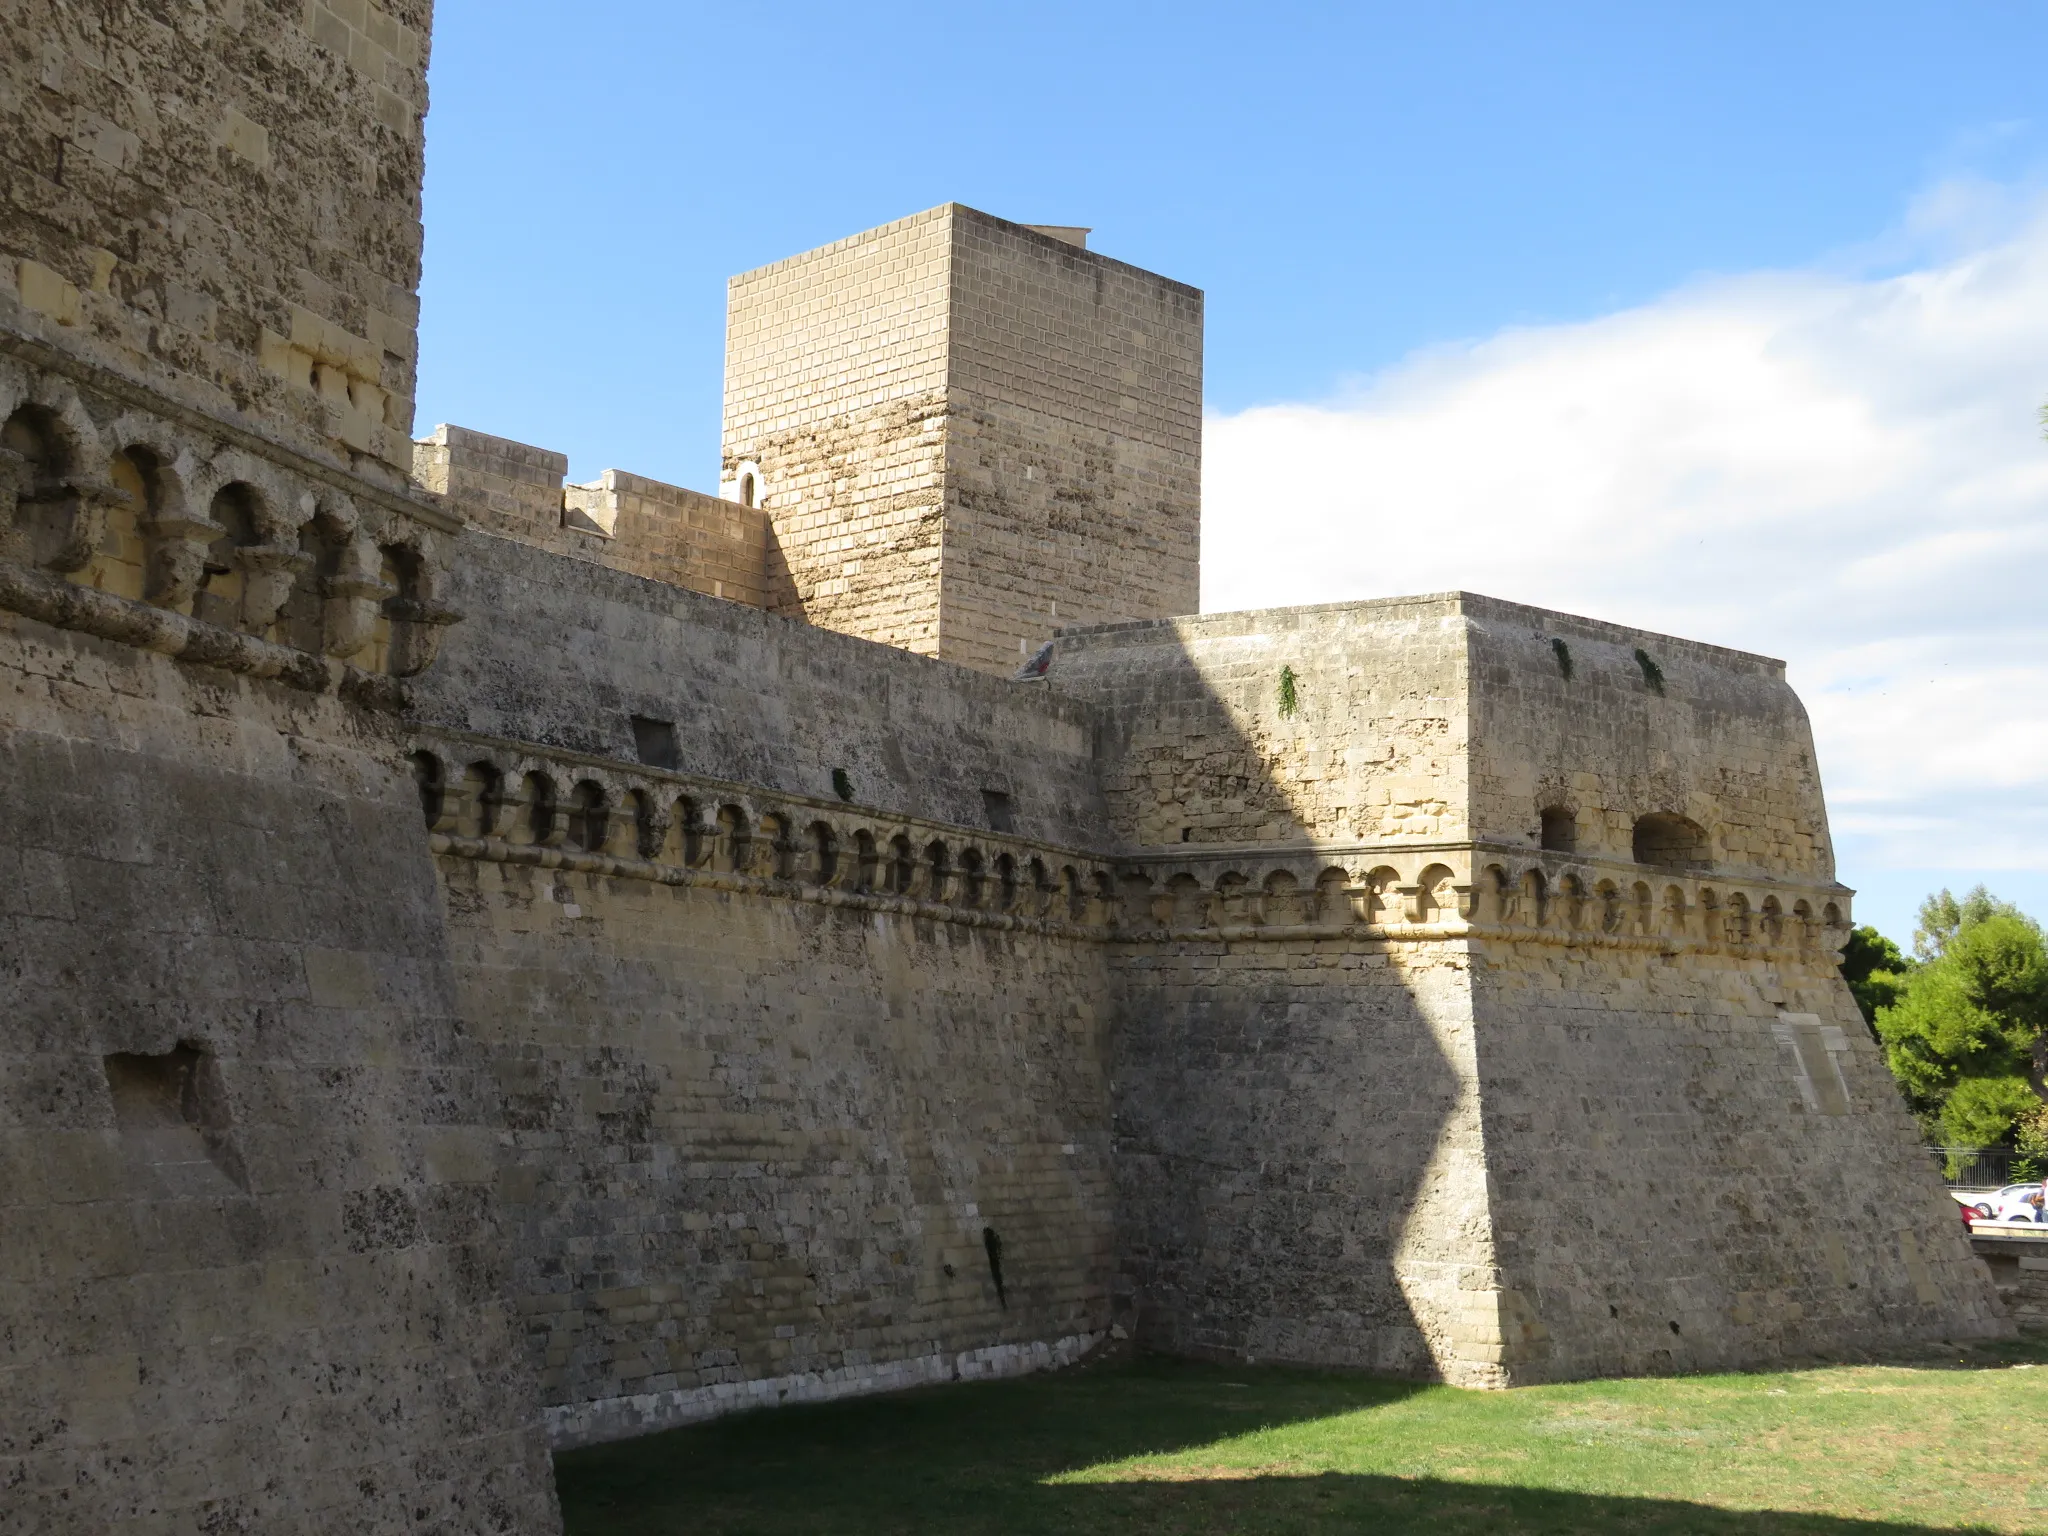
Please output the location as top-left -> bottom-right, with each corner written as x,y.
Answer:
556,1334 -> 2048,1535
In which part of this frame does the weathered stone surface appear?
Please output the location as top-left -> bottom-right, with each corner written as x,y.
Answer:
723,204 -> 1202,673
412,526 -> 1109,847
0,3 -> 2017,1528
1048,595 -> 2007,1383
1,0 -> 433,484
414,425 -> 771,606
0,618 -> 558,1533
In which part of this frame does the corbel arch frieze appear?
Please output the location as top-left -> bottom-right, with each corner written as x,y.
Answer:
369,518 -> 460,676
3,376 -> 117,573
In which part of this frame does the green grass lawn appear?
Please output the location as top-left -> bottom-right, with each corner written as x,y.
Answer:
555,1334 -> 2048,1534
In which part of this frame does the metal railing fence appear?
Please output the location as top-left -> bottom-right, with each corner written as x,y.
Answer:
1932,1146 -> 2015,1188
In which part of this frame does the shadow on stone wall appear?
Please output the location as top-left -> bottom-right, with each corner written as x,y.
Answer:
1045,610 -> 1478,1380
1108,959 -> 1466,1376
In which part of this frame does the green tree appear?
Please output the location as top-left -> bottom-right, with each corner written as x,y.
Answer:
1837,924 -> 1909,1033
1875,893 -> 2048,1151
1912,884 -> 2022,961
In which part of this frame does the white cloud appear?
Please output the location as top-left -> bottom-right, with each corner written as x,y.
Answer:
1203,189 -> 2048,889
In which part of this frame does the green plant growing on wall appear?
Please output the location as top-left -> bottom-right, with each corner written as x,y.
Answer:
831,767 -> 854,803
1277,665 -> 1299,719
1634,648 -> 1665,695
1551,638 -> 1574,681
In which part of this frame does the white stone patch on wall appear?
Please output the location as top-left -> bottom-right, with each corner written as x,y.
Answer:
1773,1012 -> 1853,1116
545,1330 -> 1105,1450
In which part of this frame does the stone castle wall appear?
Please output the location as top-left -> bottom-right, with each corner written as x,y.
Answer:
0,2 -> 2020,1525
411,529 -> 1109,845
1466,938 -> 2001,1381
1041,598 -> 2006,1383
0,4 -> 572,1527
2,0 -> 433,483
1052,597 -> 1475,849
403,530 -> 1129,1445
0,611 -> 557,1531
415,731 -> 1119,1447
1463,597 -> 1836,879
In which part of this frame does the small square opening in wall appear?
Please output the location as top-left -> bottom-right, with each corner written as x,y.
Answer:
982,789 -> 1016,834
631,715 -> 680,770
103,1045 -> 249,1195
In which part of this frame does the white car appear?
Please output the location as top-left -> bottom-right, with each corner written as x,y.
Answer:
1955,1184 -> 2047,1222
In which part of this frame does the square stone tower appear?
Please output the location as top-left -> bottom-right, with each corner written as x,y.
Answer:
722,204 -> 1203,674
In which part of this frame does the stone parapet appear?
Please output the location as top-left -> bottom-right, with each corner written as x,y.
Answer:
416,423 -> 770,606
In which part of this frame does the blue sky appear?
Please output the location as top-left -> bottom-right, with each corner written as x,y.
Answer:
415,1 -> 2048,944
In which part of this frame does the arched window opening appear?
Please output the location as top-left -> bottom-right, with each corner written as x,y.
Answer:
1539,805 -> 1576,853
194,483 -> 262,630
1028,856 -> 1052,916
1632,812 -> 1709,871
280,510 -> 350,654
1092,869 -> 1116,920
717,805 -> 752,873
1761,895 -> 1784,943
808,822 -> 839,886
1596,879 -> 1622,934
738,472 -> 756,508
407,751 -> 445,828
1213,870 -> 1251,925
1365,866 -> 1401,925
1117,871 -> 1155,929
78,446 -> 155,599
1726,891 -> 1752,943
568,781 -> 608,853
462,761 -> 504,838
1415,864 -> 1456,925
625,789 -> 660,860
522,772 -> 558,846
1557,873 -> 1587,929
2,404 -> 66,484
1316,866 -> 1354,926
761,814 -> 795,880
888,836 -> 915,896
3,404 -> 90,571
1262,869 -> 1304,926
